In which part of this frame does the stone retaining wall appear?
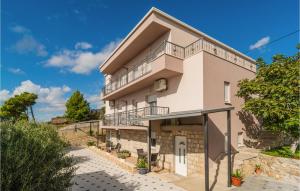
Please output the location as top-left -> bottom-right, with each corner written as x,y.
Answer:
241,153 -> 300,184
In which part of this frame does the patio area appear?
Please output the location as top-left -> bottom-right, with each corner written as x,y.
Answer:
69,147 -> 185,191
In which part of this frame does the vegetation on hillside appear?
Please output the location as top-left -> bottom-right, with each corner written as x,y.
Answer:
65,91 -> 90,122
1,121 -> 75,191
0,92 -> 37,122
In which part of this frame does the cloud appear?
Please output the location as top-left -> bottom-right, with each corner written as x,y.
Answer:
0,90 -> 10,102
45,39 -> 120,74
249,36 -> 270,50
10,25 -> 30,33
8,68 -> 25,75
1,80 -> 72,121
10,24 -> 48,57
12,35 -> 48,56
75,42 -> 92,50
86,94 -> 103,109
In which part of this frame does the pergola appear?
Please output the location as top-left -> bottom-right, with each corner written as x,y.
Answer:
144,106 -> 234,191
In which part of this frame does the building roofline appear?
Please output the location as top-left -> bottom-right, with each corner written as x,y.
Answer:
99,7 -> 255,71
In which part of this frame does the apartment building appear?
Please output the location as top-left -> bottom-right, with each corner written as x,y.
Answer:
99,7 -> 256,177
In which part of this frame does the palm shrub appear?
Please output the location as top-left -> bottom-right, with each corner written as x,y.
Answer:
1,121 -> 76,191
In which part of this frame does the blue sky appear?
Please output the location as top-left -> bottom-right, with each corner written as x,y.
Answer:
1,0 -> 299,121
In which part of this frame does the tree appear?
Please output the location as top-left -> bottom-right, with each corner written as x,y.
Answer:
1,121 -> 75,190
237,46 -> 300,152
0,92 -> 38,122
65,91 -> 90,122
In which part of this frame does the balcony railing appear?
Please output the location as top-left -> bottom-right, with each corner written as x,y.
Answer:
102,41 -> 184,96
102,38 -> 256,97
185,38 -> 256,71
103,106 -> 169,126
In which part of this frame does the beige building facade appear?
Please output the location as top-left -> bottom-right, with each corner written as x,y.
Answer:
99,7 -> 256,177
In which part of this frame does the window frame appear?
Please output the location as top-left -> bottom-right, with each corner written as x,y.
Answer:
224,81 -> 231,104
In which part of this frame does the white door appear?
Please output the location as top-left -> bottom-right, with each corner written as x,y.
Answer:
175,136 -> 187,176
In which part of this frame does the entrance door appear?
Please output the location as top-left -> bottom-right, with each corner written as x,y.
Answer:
175,136 -> 187,176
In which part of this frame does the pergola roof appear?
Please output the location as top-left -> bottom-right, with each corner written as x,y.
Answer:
143,106 -> 234,121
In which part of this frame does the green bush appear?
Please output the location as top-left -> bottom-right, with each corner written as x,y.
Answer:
136,158 -> 148,169
117,150 -> 131,159
1,121 -> 76,191
262,146 -> 300,159
87,141 -> 95,146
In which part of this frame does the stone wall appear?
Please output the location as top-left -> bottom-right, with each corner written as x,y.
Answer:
107,125 -> 204,175
241,153 -> 300,184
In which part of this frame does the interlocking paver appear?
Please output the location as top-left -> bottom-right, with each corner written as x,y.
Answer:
69,147 -> 185,191
231,176 -> 300,191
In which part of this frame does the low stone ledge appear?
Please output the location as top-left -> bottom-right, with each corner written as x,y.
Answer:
241,153 -> 300,184
88,146 -> 136,173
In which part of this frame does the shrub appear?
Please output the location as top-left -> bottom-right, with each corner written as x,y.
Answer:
136,158 -> 148,169
262,146 -> 300,159
1,121 -> 76,191
87,141 -> 95,146
117,150 -> 131,159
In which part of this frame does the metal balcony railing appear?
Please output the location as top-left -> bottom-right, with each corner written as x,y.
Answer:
102,38 -> 256,97
102,41 -> 184,96
103,106 -> 169,126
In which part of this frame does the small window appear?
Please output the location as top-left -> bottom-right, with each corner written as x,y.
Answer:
237,132 -> 244,147
224,82 -> 230,103
151,132 -> 156,147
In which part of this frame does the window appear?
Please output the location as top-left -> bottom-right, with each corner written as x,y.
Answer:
151,132 -> 156,147
224,82 -> 230,103
237,132 -> 244,147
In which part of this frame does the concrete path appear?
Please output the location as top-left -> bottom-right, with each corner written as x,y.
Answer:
69,147 -> 185,191
231,175 -> 300,191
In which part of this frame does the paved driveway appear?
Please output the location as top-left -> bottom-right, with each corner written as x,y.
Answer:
231,176 -> 300,191
69,147 -> 185,191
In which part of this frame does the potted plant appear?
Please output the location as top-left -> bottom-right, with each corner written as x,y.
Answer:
136,158 -> 148,174
231,169 -> 243,187
255,164 -> 262,175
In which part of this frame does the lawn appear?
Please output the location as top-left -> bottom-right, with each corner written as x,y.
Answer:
262,146 -> 300,159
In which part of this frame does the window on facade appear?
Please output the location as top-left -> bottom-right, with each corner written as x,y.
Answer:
224,82 -> 230,103
237,132 -> 244,147
151,132 -> 156,147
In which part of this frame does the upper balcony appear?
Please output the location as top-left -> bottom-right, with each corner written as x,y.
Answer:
102,40 -> 184,100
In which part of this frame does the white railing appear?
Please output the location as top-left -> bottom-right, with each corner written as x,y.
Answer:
103,38 -> 256,96
185,38 -> 256,72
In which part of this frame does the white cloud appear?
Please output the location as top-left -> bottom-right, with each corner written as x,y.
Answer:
8,68 -> 25,75
249,36 -> 270,50
12,35 -> 48,56
0,90 -> 10,102
1,80 -> 72,121
75,42 -> 92,50
86,94 -> 103,109
10,25 -> 30,33
45,39 -> 120,74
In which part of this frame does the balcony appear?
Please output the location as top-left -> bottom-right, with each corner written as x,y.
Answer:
103,106 -> 169,126
102,38 -> 256,100
102,41 -> 184,100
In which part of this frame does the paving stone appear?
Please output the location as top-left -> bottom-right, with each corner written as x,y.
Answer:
69,147 -> 185,191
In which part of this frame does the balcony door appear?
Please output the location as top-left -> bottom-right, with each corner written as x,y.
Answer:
147,95 -> 157,115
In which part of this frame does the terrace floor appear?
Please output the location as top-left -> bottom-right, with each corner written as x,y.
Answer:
69,147 -> 185,191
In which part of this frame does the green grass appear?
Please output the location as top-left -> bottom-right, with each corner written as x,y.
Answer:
262,146 -> 300,159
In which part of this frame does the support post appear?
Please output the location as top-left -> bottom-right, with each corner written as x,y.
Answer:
147,121 -> 152,172
204,114 -> 209,191
97,121 -> 100,147
90,122 -> 92,136
227,110 -> 232,187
